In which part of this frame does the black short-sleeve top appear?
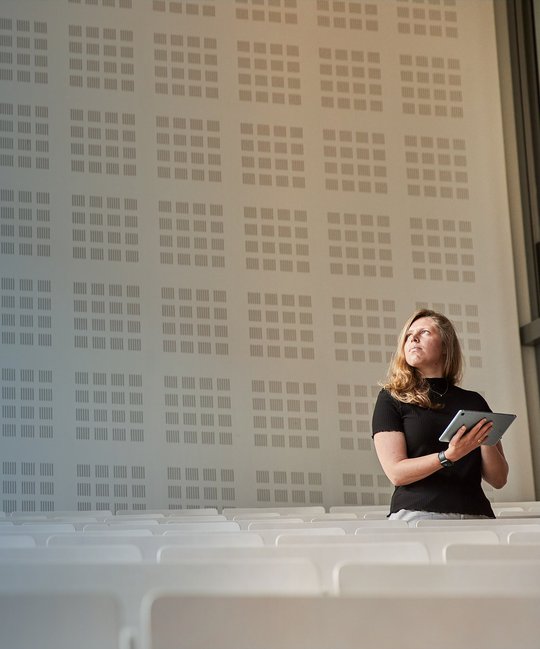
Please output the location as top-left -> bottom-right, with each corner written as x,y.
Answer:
371,379 -> 495,517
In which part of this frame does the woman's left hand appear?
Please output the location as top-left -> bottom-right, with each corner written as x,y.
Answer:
445,418 -> 493,463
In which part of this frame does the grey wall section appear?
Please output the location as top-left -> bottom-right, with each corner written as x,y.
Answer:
0,0 -> 535,513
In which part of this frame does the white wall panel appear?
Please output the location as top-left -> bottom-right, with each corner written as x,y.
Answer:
0,0 -> 534,513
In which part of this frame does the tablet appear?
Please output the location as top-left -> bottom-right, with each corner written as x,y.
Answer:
438,410 -> 516,446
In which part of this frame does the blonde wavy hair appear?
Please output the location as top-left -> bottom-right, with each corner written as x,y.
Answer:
382,309 -> 463,409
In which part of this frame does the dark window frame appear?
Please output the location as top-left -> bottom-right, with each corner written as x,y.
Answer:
507,0 -> 540,343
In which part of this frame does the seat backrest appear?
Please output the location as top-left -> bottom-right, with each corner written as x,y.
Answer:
258,527 -> 346,545
157,542 -> 429,592
0,592 -> 127,649
444,543 -> 540,562
336,561 -> 540,595
276,529 -> 496,555
0,534 -> 36,548
141,592 -> 540,649
508,531 -> 540,544
412,521 -> 540,542
138,557 -> 322,594
221,506 -> 326,519
0,545 -> 142,563
48,532 -> 263,559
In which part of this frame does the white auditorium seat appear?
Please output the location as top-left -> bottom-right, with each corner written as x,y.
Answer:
102,513 -> 166,521
83,521 -> 160,531
415,517 -> 540,527
116,508 -> 219,517
496,511 -> 540,519
444,543 -> 540,562
12,522 -> 77,533
0,559 -> 319,649
156,543 -> 429,593
413,521 -> 540,542
83,520 -> 240,533
157,521 -> 240,532
235,516 -> 303,529
309,513 -> 359,521
143,557 -> 322,594
159,532 -> 264,546
141,593 -> 540,649
9,510 -> 112,521
0,531 -> 71,546
361,510 -> 391,519
346,528 -> 498,561
491,501 -> 540,512
48,532 -> 264,558
0,545 -> 142,563
0,592 -> 129,649
231,512 -> 282,523
247,519 -> 305,530
248,519 -> 404,533
0,535 -> 36,548
329,504 -> 389,513
508,531 -> 540,544
335,562 -> 540,596
258,527 -> 346,545
221,506 -> 326,519
351,519 -> 409,528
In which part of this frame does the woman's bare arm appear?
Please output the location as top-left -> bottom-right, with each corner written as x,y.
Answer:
374,419 -> 494,487
480,442 -> 508,488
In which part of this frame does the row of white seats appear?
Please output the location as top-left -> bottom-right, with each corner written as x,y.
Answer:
2,516 -> 540,540
2,526 -> 540,571
3,505 -> 540,649
2,511 -> 540,533
4,501 -> 540,520
3,538 -> 540,569
3,560 -> 540,649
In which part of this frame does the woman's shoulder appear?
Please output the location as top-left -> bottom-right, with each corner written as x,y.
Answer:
451,384 -> 483,397
374,387 -> 411,411
375,387 -> 396,401
450,384 -> 490,409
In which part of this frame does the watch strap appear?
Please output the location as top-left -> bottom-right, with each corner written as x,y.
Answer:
438,450 -> 454,468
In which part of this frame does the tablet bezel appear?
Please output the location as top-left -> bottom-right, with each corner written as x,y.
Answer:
438,410 -> 516,446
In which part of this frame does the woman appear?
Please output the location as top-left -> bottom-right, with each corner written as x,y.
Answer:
372,308 -> 508,521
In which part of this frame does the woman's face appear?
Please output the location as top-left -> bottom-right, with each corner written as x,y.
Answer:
403,316 -> 444,377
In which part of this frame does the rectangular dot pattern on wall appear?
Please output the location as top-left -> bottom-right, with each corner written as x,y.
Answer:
72,195 -> 139,263
158,200 -> 225,268
162,375 -> 233,446
2,369 -> 54,440
0,104 -> 49,170
251,380 -> 319,450
319,48 -> 382,112
0,189 -> 51,257
323,129 -> 387,193
68,24 -> 135,92
73,371 -> 144,443
69,109 -> 136,176
0,0 -> 531,513
327,211 -> 392,278
1,277 -> 52,347
244,206 -> 309,273
0,17 -> 48,84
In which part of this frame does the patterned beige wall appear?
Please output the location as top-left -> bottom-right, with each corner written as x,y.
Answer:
0,0 -> 535,512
